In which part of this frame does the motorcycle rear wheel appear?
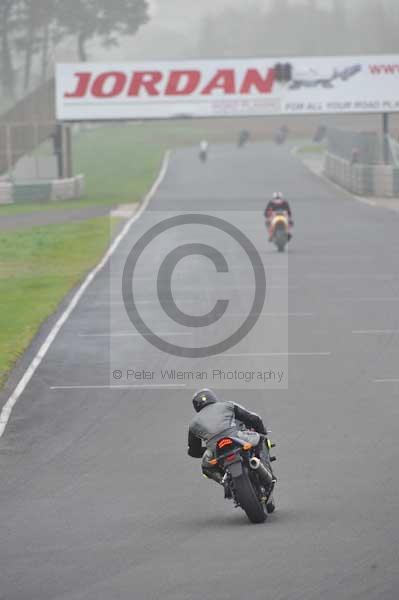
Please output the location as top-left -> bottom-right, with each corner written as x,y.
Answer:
233,468 -> 267,524
274,229 -> 287,253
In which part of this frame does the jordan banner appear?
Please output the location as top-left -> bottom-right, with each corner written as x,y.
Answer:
56,55 -> 399,120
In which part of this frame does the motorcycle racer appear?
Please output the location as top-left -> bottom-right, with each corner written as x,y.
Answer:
188,389 -> 275,500
265,192 -> 293,241
265,192 -> 292,219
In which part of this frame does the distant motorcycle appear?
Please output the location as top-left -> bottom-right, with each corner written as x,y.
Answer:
199,141 -> 208,163
267,209 -> 292,252
238,129 -> 250,148
199,149 -> 207,163
212,432 -> 276,524
274,126 -> 288,145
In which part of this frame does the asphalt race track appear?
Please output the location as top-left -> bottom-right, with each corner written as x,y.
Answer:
1,142 -> 399,600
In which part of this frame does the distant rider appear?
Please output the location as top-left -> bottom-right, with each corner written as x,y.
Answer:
188,389 -> 275,498
238,129 -> 250,147
199,140 -> 209,162
265,192 -> 293,241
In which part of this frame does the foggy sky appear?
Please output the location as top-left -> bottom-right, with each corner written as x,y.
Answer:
94,0 -> 398,62
149,0 -> 334,24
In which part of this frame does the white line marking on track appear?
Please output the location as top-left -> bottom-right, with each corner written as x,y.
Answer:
372,379 -> 399,383
300,242 -> 365,248
50,384 -> 187,390
94,304 -> 314,317
334,297 -> 399,302
110,285 -> 296,292
307,274 -> 395,280
261,313 -> 314,317
223,352 -> 331,357
79,332 -> 191,338
292,255 -> 373,260
352,330 -> 399,335
87,285 -> 295,297
0,151 -> 171,439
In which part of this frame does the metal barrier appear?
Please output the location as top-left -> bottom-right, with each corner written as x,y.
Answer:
325,151 -> 399,197
387,136 -> 399,167
0,175 -> 85,205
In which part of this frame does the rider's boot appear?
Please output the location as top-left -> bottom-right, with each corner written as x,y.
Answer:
266,494 -> 276,513
203,466 -> 232,499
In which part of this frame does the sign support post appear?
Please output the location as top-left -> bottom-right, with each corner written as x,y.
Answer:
383,113 -> 390,165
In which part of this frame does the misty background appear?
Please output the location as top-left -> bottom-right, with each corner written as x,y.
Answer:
1,0 -> 399,109
118,0 -> 399,61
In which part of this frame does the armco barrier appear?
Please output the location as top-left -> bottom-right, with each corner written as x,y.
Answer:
0,174 -> 85,205
51,175 -> 85,201
325,153 -> 399,197
13,182 -> 52,203
0,182 -> 13,204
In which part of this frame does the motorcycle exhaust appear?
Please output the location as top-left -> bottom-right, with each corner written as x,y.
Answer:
249,457 -> 273,488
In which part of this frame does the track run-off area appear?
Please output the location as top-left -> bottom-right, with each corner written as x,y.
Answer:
1,142 -> 399,600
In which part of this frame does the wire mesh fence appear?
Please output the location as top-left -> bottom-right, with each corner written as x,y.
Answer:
327,127 -> 382,164
0,122 -> 59,179
0,78 -> 56,179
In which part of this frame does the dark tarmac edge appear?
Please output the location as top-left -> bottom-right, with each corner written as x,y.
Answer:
0,205 -> 113,232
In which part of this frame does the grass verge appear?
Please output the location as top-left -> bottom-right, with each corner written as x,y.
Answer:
0,217 -> 118,388
296,143 -> 326,155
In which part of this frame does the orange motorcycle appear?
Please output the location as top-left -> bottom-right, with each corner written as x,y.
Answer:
266,209 -> 292,252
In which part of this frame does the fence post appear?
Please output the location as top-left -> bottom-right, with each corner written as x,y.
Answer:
54,123 -> 63,178
64,126 -> 72,178
6,124 -> 13,177
34,122 -> 40,179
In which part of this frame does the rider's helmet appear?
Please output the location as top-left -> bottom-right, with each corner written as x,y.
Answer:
192,388 -> 218,412
273,192 -> 283,200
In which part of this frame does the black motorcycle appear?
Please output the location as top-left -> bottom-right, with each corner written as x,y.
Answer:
213,434 -> 276,523
238,129 -> 250,148
199,149 -> 207,163
274,125 -> 288,145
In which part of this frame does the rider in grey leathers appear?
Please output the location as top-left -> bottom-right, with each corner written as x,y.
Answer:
187,389 -> 275,493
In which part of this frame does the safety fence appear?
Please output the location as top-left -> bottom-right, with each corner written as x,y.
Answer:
327,127 -> 382,164
0,78 -> 56,176
325,153 -> 399,197
0,122 -> 58,179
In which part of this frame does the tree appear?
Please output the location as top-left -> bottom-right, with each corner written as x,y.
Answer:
12,1 -> 60,91
40,0 -> 58,82
55,0 -> 150,61
0,0 -> 18,100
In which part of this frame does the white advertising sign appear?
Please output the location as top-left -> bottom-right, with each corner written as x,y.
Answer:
56,55 -> 399,121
